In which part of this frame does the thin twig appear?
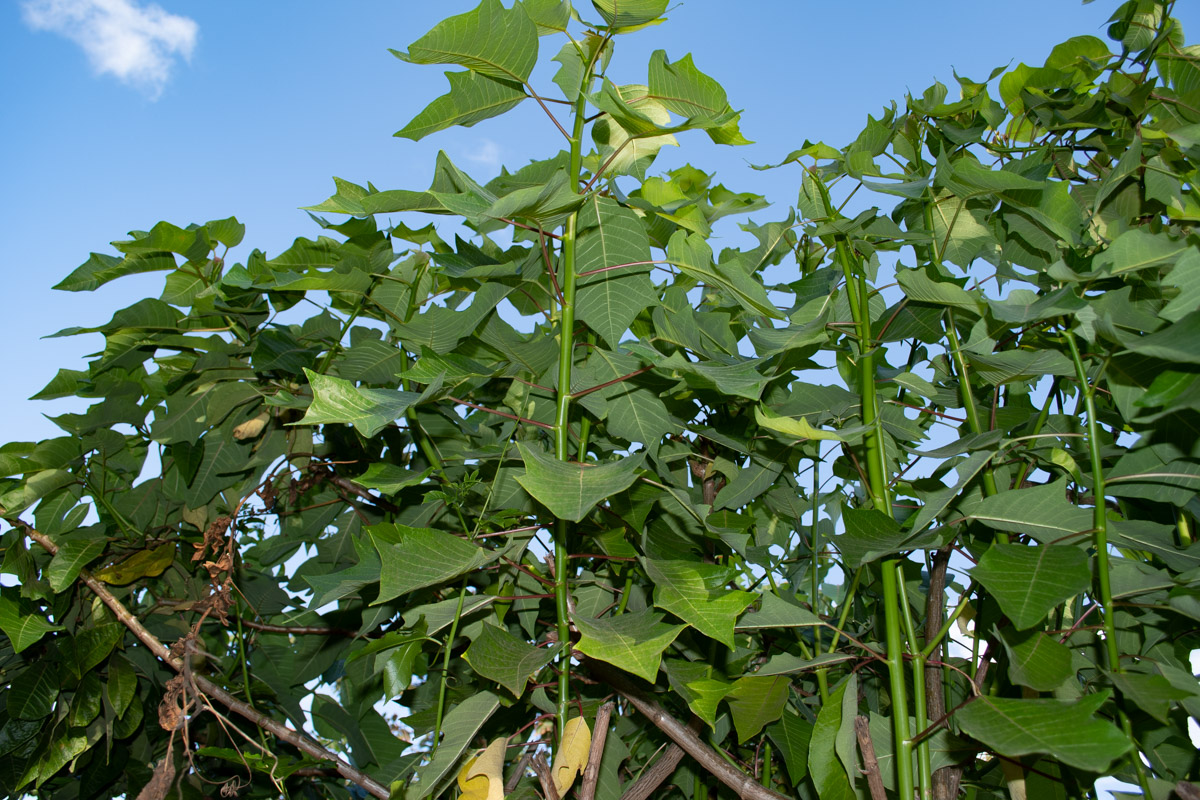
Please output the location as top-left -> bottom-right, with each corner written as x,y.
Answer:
18,523 -> 390,800
589,661 -> 790,800
854,716 -> 887,800
241,619 -> 357,636
619,744 -> 687,800
579,701 -> 613,800
506,750 -> 535,794
532,752 -> 561,800
448,396 -> 556,430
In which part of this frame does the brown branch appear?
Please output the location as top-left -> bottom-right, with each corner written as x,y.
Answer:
18,523 -> 390,800
853,716 -> 886,800
589,661 -> 790,800
620,744 -> 688,800
531,752 -> 561,800
1176,780 -> 1200,800
579,701 -> 613,800
506,750 -> 535,794
925,546 -> 962,800
241,619 -> 357,636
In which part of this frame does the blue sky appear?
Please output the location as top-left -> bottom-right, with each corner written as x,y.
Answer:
3,0 -> 1198,449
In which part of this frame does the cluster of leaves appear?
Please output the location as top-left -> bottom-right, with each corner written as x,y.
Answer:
1,0 -> 1199,799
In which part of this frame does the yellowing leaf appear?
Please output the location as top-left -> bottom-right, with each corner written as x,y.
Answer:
232,413 -> 269,440
457,736 -> 508,800
92,542 -> 176,585
551,716 -> 591,797
754,406 -> 844,441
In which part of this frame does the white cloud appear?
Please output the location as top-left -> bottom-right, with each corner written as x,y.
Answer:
21,0 -> 198,98
465,139 -> 502,171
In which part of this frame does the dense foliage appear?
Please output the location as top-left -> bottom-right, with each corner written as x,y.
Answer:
1,1 -> 1199,799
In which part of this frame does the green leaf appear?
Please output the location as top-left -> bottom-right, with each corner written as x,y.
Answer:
8,664 -> 60,720
972,543 -> 1090,630
767,712 -> 813,784
735,591 -> 822,630
304,536 -> 383,607
1118,311 -> 1200,364
46,537 -> 106,593
645,559 -> 755,648
92,542 -> 176,585
574,610 -> 684,682
575,196 -> 657,348
967,349 -> 1076,385
662,661 -> 730,729
1108,671 -> 1191,724
577,273 -> 659,350
999,627 -> 1074,691
299,368 -> 430,438
396,70 -> 527,141
525,0 -> 571,34
836,506 -> 909,568
351,464 -> 434,494
514,444 -> 644,522
370,524 -> 498,605
896,266 -> 981,310
1094,229 -> 1188,275
956,692 -> 1130,771
412,692 -> 501,799
754,406 -> 846,441
0,588 -> 62,653
395,0 -> 538,83
464,623 -> 558,696
647,50 -> 748,144
575,348 -> 674,452
390,281 -> 512,353
53,251 -> 177,293
807,676 -> 856,800
966,480 -> 1092,543
1161,249 -> 1200,323
658,353 -> 770,400
725,675 -> 789,744
668,231 -> 780,319
590,0 -> 667,29
106,655 -> 137,718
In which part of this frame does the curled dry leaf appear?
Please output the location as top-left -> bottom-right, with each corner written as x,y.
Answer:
551,716 -> 591,798
232,413 -> 270,440
458,736 -> 509,800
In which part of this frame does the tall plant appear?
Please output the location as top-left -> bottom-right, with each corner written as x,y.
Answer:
1,2 -> 1198,800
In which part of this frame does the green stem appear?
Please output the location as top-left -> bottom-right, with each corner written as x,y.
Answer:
431,577 -> 468,756
898,572 -> 932,799
920,582 -> 976,659
760,741 -> 773,788
810,454 -> 823,644
826,568 -> 863,655
815,669 -> 831,705
880,562 -> 915,800
1011,376 -> 1059,493
826,212 -> 911,798
550,57 -> 592,741
1062,333 -> 1118,670
944,310 -> 1002,505
1063,330 -> 1152,797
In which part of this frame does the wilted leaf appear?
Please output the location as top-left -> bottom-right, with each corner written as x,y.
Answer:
458,737 -> 508,800
551,715 -> 591,797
